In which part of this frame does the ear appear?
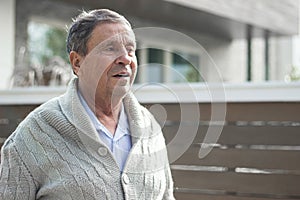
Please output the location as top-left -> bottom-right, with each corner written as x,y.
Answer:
69,51 -> 83,75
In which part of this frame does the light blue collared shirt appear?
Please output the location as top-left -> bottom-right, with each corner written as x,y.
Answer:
78,91 -> 132,171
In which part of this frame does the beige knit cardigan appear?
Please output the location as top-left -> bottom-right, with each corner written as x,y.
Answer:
0,78 -> 175,200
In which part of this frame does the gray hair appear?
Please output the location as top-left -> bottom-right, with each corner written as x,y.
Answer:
66,9 -> 132,56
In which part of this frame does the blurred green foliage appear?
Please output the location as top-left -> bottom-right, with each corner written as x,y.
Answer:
28,21 -> 68,65
44,28 -> 68,63
288,66 -> 300,81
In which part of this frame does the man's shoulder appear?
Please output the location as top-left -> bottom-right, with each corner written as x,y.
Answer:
10,96 -> 62,134
3,96 -> 68,150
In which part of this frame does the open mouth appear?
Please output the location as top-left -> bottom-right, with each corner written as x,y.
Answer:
113,73 -> 130,78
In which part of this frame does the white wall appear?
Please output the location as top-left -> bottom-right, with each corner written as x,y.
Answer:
204,39 -> 247,83
165,0 -> 298,35
252,38 -> 265,82
291,0 -> 300,74
0,0 -> 15,89
270,37 -> 293,81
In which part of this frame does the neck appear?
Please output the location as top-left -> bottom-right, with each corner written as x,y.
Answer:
94,97 -> 122,121
81,90 -> 124,136
95,97 -> 122,136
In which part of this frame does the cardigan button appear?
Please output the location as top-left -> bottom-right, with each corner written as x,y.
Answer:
122,174 -> 130,184
98,147 -> 108,156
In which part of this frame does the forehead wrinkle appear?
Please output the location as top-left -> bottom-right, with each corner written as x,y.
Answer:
105,32 -> 136,48
88,23 -> 131,48
88,23 -> 136,54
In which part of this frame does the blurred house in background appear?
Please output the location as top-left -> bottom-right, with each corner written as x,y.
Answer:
1,1 -> 300,199
0,0 -> 299,88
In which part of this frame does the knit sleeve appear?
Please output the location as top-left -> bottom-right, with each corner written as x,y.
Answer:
0,138 -> 37,199
163,164 -> 176,200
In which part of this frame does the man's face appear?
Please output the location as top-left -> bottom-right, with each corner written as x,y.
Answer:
73,22 -> 137,101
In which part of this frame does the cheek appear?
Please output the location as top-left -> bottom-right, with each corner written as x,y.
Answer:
132,57 -> 138,74
130,60 -> 138,82
80,54 -> 113,79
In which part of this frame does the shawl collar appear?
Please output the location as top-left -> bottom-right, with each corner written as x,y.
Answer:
58,78 -> 104,153
58,77 -> 166,172
59,78 -> 155,147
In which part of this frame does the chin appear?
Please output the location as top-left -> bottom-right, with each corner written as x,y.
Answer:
111,85 -> 131,98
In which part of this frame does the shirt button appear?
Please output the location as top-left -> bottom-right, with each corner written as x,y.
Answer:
98,147 -> 108,156
122,174 -> 130,184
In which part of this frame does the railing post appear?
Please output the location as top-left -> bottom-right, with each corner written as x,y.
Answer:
247,25 -> 253,82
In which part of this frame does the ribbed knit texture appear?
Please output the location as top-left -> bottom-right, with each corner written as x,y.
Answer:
0,78 -> 175,200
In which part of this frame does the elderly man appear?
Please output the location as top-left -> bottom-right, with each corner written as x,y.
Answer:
0,9 -> 175,199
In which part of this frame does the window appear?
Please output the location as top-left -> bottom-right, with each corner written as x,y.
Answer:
172,52 -> 200,83
135,45 -> 200,84
18,20 -> 73,87
27,21 -> 68,65
147,48 -> 164,82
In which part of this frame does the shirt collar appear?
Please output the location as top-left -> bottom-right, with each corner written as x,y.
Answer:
77,90 -> 130,140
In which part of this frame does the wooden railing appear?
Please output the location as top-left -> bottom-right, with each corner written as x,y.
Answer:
148,102 -> 300,200
0,104 -> 37,145
1,102 -> 300,199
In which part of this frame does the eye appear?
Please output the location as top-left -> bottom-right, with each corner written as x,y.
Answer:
126,45 -> 136,55
99,44 -> 118,55
105,46 -> 115,52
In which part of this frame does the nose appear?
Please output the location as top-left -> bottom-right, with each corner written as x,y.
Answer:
115,47 -> 132,66
115,53 -> 132,66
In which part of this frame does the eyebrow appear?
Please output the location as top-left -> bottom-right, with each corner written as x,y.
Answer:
125,40 -> 136,48
109,38 -> 136,49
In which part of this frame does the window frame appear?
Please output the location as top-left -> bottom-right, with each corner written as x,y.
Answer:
136,37 -> 201,84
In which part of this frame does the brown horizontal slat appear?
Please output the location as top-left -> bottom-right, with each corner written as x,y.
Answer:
226,102 -> 300,121
173,146 -> 300,170
1,103 -> 300,139
215,126 -> 300,146
0,105 -> 36,119
1,123 -> 19,138
144,102 -> 300,121
174,192 -> 296,200
163,124 -> 201,145
163,125 -> 300,146
172,170 -> 300,196
144,103 -> 211,121
1,102 -> 300,124
0,105 -> 37,138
